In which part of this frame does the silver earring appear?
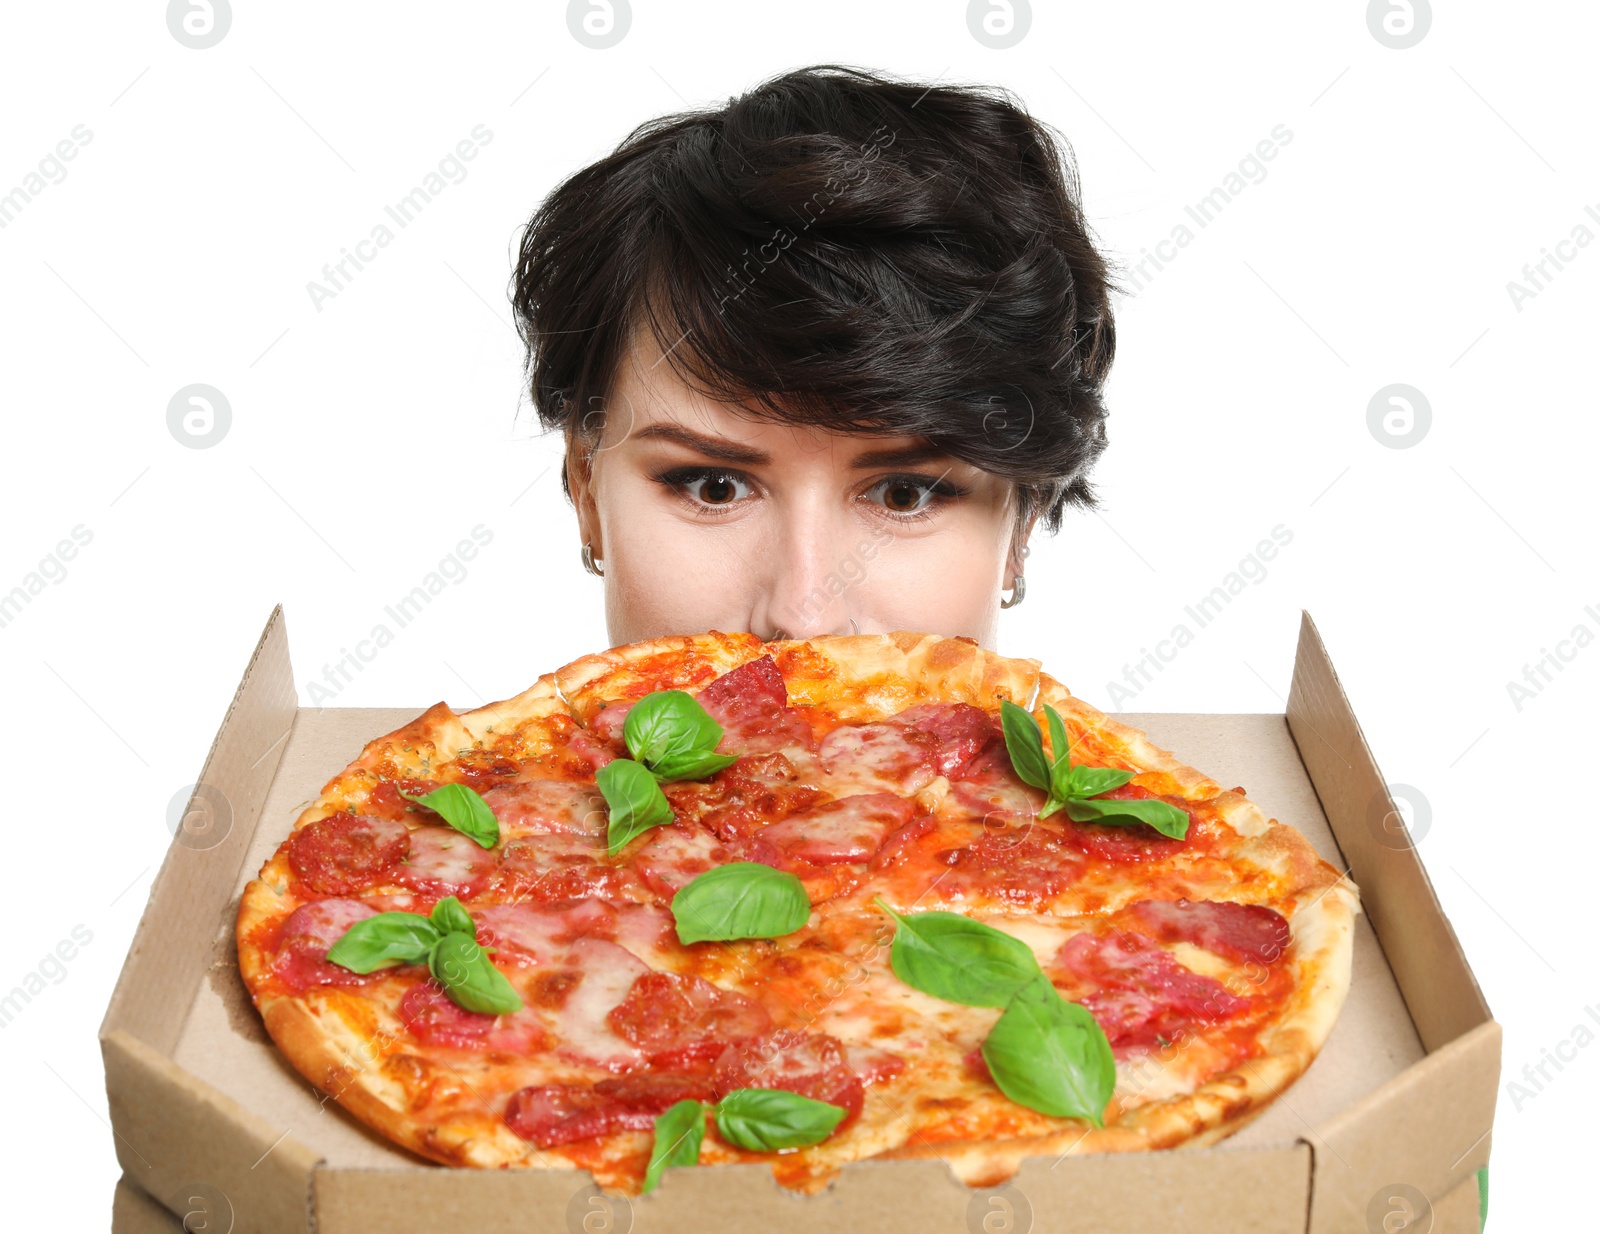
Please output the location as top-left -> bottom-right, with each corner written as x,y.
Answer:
1001,573 -> 1025,609
581,542 -> 604,577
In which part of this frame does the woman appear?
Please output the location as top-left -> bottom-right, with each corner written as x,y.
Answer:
512,64 -> 1115,650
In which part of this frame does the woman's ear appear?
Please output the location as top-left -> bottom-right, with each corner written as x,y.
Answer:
565,434 -> 601,556
1008,512 -> 1039,581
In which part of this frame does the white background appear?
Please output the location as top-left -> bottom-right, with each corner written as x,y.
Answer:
2,1 -> 1593,1228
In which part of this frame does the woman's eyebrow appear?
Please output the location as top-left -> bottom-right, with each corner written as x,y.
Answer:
632,423 -> 952,469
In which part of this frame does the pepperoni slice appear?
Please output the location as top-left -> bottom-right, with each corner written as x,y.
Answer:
944,769 -> 1044,825
504,1075 -> 715,1147
397,982 -> 551,1052
840,1041 -> 908,1085
392,825 -> 496,898
475,901 -> 619,966
558,727 -> 618,776
817,722 -> 942,794
505,1085 -> 638,1146
891,702 -> 999,778
271,898 -> 383,990
696,753 -> 826,841
607,971 -> 773,1067
363,779 -> 440,822
697,654 -> 786,716
549,938 -> 652,1071
287,813 -> 410,895
591,1071 -> 718,1108
633,823 -> 732,896
935,823 -> 1085,909
1061,786 -> 1191,863
710,1029 -> 865,1125
493,833 -> 644,906
1126,898 -> 1292,965
695,656 -> 817,755
588,700 -> 635,745
868,814 -> 937,871
1051,930 -> 1251,1053
612,903 -> 677,963
480,779 -> 606,837
759,792 -> 914,865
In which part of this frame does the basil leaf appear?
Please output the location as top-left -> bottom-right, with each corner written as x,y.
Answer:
399,782 -> 500,850
672,863 -> 811,945
1044,704 -> 1075,790
325,911 -> 440,974
597,757 -> 675,856
1062,765 -> 1135,799
427,930 -> 523,1014
980,975 -> 1115,1126
648,749 -> 740,781
623,690 -> 738,781
642,1099 -> 706,1193
999,699 -> 1051,792
1064,796 -> 1190,840
429,896 -> 475,937
712,1088 -> 846,1151
874,898 -> 1041,1007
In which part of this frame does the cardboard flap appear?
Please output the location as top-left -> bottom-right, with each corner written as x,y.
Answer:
1301,1018 -> 1499,1234
1286,611 -> 1491,1050
313,1147 -> 1309,1234
102,605 -> 298,1053
103,1028 -> 320,1234
112,1176 -> 185,1234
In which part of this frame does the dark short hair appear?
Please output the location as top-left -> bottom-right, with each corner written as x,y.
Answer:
511,63 -> 1115,538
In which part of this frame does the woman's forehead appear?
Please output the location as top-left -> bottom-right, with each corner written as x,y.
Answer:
622,408 -> 947,467
603,338 -> 943,464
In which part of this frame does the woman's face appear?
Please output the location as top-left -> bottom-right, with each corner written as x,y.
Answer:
567,328 -> 1029,649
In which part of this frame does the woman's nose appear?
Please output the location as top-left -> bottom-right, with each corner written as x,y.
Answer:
764,615 -> 861,641
752,521 -> 864,641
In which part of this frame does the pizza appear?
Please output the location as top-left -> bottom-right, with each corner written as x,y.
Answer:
235,630 -> 1359,1194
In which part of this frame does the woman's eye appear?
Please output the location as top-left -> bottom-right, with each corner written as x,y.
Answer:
878,478 -> 933,513
688,471 -> 751,505
865,475 -> 961,520
658,468 -> 753,508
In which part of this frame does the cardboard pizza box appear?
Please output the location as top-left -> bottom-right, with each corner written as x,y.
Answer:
99,607 -> 1500,1234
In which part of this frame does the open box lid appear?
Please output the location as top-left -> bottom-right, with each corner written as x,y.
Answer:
100,608 -> 1500,1234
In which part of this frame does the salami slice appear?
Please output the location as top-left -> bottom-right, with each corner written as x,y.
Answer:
492,828 -> 645,906
695,656 -> 817,755
480,778 -> 606,837
1126,898 -> 1292,965
1051,930 -> 1252,1054
1062,785 -> 1193,863
287,814 -> 410,895
392,825 -> 497,898
890,702 -> 999,778
475,900 -> 619,965
710,1029 -> 865,1124
397,982 -> 552,1052
271,898 -> 383,990
633,823 -> 732,896
758,792 -> 914,865
547,938 -> 653,1071
934,823 -> 1086,909
817,721 -> 942,795
607,970 -> 773,1066
504,1073 -> 716,1148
